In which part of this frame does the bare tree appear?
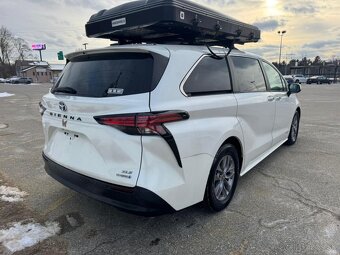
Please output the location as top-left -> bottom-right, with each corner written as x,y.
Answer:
13,37 -> 32,61
0,26 -> 13,65
298,57 -> 312,66
313,56 -> 322,66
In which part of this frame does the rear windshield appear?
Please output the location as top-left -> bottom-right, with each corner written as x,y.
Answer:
53,52 -> 167,97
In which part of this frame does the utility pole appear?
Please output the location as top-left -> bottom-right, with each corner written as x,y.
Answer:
83,43 -> 88,50
278,30 -> 287,67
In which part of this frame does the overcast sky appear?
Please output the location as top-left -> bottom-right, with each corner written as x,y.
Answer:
1,0 -> 339,64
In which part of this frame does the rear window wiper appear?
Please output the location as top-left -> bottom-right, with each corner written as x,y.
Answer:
52,87 -> 77,95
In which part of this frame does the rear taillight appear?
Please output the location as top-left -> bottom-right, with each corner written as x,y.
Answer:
94,111 -> 189,136
94,111 -> 189,167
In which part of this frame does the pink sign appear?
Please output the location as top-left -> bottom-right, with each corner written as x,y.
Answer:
32,43 -> 46,50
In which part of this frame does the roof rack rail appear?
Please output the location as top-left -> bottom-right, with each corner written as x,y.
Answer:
85,0 -> 261,47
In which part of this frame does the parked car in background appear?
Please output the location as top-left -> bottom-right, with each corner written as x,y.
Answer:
12,77 -> 32,84
8,77 -> 20,83
307,76 -> 331,84
283,75 -> 294,85
292,74 -> 307,83
0,78 -> 6,83
328,78 -> 338,84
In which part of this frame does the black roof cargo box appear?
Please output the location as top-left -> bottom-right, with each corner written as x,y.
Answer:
85,0 -> 261,47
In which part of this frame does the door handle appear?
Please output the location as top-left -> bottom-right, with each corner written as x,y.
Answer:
267,96 -> 275,102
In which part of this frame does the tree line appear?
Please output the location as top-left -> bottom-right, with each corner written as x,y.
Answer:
273,55 -> 339,68
0,26 -> 32,78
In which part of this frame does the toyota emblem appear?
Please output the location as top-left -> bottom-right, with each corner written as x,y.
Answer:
59,102 -> 67,112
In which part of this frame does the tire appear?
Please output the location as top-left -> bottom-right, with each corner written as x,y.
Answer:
295,79 -> 299,83
205,144 -> 239,212
285,111 -> 300,146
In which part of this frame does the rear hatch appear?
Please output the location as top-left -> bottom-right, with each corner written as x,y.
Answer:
42,47 -> 169,187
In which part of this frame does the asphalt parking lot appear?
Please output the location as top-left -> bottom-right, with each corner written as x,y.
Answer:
0,83 -> 339,255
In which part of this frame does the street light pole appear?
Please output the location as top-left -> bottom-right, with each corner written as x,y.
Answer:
83,43 -> 88,50
278,30 -> 286,67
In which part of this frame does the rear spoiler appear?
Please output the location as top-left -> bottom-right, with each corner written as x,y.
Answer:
65,46 -> 170,61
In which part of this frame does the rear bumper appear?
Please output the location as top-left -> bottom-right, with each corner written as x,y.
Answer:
42,153 -> 175,216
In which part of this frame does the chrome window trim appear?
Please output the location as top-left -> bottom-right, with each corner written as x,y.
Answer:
179,55 -> 207,97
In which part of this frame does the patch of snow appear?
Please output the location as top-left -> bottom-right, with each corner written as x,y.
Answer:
0,92 -> 14,98
0,185 -> 28,202
9,83 -> 42,86
0,221 -> 60,253
28,83 -> 44,86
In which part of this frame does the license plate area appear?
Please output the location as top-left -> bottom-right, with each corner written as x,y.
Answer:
62,129 -> 81,141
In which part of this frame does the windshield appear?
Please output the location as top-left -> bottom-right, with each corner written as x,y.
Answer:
53,52 -> 158,98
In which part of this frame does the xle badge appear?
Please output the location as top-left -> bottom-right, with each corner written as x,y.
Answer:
116,170 -> 133,179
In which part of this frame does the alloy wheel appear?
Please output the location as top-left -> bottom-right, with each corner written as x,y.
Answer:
213,155 -> 235,201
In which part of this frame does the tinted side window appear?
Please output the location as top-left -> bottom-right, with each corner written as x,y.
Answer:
183,57 -> 231,96
262,61 -> 285,91
231,57 -> 266,92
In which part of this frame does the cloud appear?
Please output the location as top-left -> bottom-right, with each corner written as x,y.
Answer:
253,18 -> 285,31
284,5 -> 317,14
1,0 -> 339,63
24,0 -> 125,11
197,0 -> 235,7
303,40 -> 339,49
63,0 -> 111,10
242,44 -> 280,59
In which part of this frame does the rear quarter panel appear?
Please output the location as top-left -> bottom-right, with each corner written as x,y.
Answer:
139,49 -> 244,210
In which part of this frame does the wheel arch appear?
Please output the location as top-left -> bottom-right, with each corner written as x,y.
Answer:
220,136 -> 243,173
296,107 -> 301,118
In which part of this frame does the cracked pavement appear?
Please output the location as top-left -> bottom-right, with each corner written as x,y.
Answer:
0,83 -> 339,255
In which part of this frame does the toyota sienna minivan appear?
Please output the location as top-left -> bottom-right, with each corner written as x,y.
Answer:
40,44 -> 301,215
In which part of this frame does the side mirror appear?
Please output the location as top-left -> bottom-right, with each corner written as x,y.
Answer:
288,83 -> 301,96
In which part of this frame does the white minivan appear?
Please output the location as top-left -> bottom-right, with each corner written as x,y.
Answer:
40,45 -> 301,215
